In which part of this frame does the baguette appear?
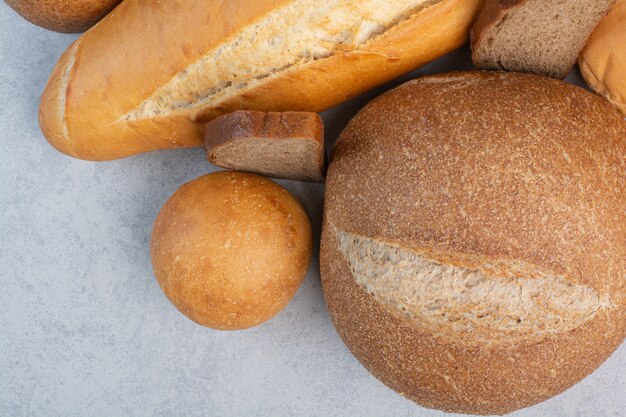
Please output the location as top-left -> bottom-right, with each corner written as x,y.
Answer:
205,111 -> 326,183
321,71 -> 626,415
39,0 -> 484,161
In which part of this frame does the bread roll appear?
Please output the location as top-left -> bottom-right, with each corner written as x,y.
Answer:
5,0 -> 121,33
151,171 -> 311,330
38,0 -> 484,161
321,72 -> 626,415
579,0 -> 626,116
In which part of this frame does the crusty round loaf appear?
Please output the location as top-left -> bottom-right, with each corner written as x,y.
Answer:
5,0 -> 121,33
151,171 -> 312,330
579,0 -> 626,117
321,71 -> 626,415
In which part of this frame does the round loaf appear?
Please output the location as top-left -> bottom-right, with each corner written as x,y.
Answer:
5,0 -> 121,33
151,171 -> 312,330
321,72 -> 626,415
579,0 -> 626,117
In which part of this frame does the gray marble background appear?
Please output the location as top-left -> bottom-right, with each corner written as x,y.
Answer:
0,4 -> 624,417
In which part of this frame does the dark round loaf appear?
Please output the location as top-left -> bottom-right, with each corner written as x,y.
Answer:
6,0 -> 121,33
321,71 -> 626,415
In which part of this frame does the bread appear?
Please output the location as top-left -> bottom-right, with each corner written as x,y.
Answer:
205,111 -> 326,183
5,0 -> 121,33
321,71 -> 626,415
579,0 -> 626,116
471,0 -> 615,79
151,171 -> 312,330
38,0 -> 484,161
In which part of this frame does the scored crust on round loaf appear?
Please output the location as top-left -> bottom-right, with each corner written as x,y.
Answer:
336,230 -> 605,345
321,71 -> 626,415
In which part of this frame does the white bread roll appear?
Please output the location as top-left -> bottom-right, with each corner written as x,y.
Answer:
321,71 -> 626,415
579,0 -> 626,116
38,0 -> 483,161
151,172 -> 312,330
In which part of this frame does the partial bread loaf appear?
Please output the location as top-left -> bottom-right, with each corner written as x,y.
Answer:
471,0 -> 615,79
38,0 -> 484,161
5,0 -> 121,33
580,0 -> 626,116
205,111 -> 325,183
321,71 -> 626,415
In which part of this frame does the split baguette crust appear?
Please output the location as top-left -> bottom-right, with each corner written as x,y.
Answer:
39,0 -> 483,161
321,71 -> 626,415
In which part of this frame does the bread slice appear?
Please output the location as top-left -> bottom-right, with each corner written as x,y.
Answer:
471,0 -> 616,79
204,111 -> 326,183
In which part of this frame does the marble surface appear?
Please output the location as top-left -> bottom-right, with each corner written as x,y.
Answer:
0,4 -> 624,417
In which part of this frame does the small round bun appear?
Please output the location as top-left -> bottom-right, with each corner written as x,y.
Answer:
151,171 -> 312,330
579,0 -> 626,116
5,0 -> 121,33
321,72 -> 626,415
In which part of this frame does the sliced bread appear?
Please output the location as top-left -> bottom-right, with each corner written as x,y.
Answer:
471,0 -> 615,79
204,111 -> 326,183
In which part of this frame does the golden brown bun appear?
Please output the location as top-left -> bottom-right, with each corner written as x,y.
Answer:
580,0 -> 626,116
151,171 -> 312,330
321,72 -> 626,415
39,0 -> 484,161
5,0 -> 121,33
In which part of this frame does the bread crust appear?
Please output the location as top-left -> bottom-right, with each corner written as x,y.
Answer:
5,0 -> 121,33
205,111 -> 324,150
471,0 -> 525,49
38,40 -> 80,158
39,0 -> 483,161
321,71 -> 626,415
579,0 -> 626,116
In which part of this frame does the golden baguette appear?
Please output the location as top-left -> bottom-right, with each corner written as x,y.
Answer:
39,0 -> 483,161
